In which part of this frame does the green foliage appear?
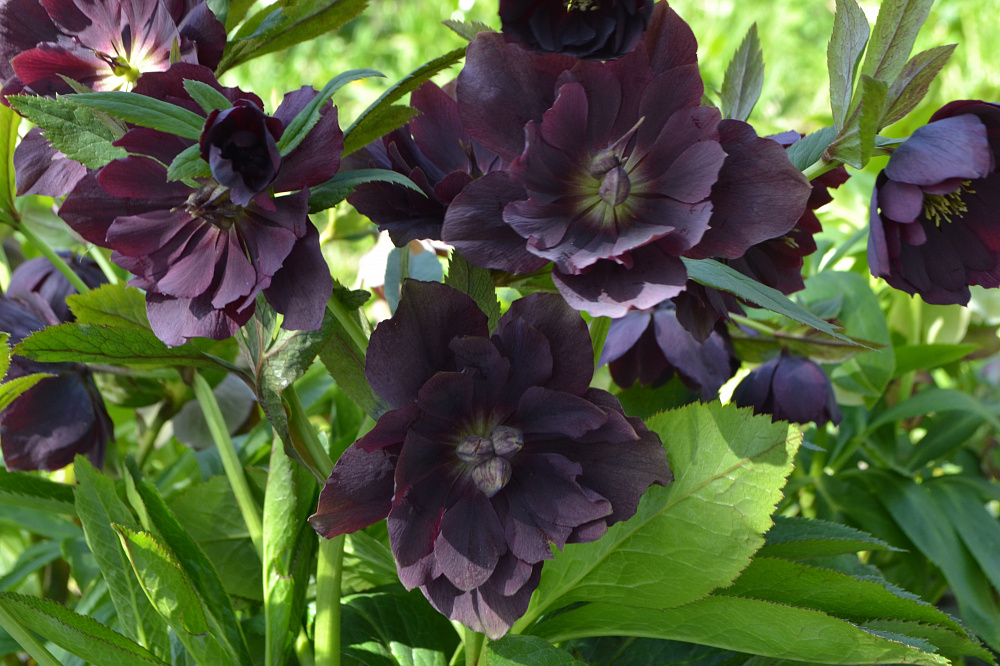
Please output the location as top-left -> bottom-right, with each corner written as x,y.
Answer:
446,252 -> 501,332
182,80 -> 233,115
860,0 -> 934,87
828,0 -> 870,130
6,95 -> 127,169
720,24 -> 764,122
308,168 -> 424,213
71,91 -> 205,140
486,635 -> 580,666
166,144 -> 213,182
881,45 -> 956,127
758,515 -> 901,560
0,468 -> 76,516
0,105 -> 19,219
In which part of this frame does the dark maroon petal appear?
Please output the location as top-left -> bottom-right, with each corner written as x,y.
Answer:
732,359 -> 778,415
514,386 -> 607,437
271,89 -> 343,192
492,489 -> 557,563
415,372 -> 475,424
770,355 -> 842,426
434,491 -> 507,591
177,2 -> 225,70
652,306 -> 737,399
239,191 -> 307,283
410,81 -> 473,174
366,280 -> 489,408
389,476 -> 454,587
144,290 -> 250,346
885,114 -> 993,186
500,0 -> 653,60
448,336 -> 511,412
263,221 -> 332,331
686,120 -> 811,260
598,309 -> 651,365
490,315 -> 554,409
349,165 -> 448,246
13,127 -> 87,197
98,153 -> 191,201
638,2 -> 699,75
0,0 -> 58,83
60,172 -> 175,246
10,43 -> 105,94
511,451 -> 611,532
878,179 -> 924,223
105,208 -> 198,266
200,99 -> 282,205
309,443 -> 399,537
355,404 -> 418,452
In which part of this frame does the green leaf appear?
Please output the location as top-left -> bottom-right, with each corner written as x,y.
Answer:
517,402 -> 799,631
182,79 -> 232,115
860,0 -> 935,85
0,372 -> 51,413
446,252 -> 500,332
827,74 -> 888,168
442,18 -> 495,42
0,592 -> 168,666
6,95 -> 127,169
167,144 -> 212,182
217,0 -> 369,74
758,515 -> 901,560
277,68 -> 383,156
862,619 -> 994,662
0,468 -> 76,515
342,104 -> 419,157
70,91 -> 206,140
530,596 -> 948,664
892,343 -> 976,378
341,530 -> 398,594
74,457 -> 170,659
867,387 -> 1000,431
827,0 -> 870,130
720,24 -> 764,122
0,540 -> 64,593
339,588 -> 460,666
881,45 -> 956,128
0,104 -> 22,217
682,258 -> 856,345
67,283 -> 151,329
785,125 -> 837,171
904,412 -> 982,471
345,47 -> 466,156
486,635 -> 579,666
927,480 -> 1000,597
308,167 -> 424,213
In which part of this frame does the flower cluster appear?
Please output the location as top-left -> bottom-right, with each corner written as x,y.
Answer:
310,280 -> 671,638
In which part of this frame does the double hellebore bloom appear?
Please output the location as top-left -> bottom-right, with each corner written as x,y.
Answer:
731,351 -> 842,427
499,0 -> 655,60
310,281 -> 670,638
868,101 -> 1000,305
1,256 -> 112,471
599,303 -> 738,398
446,2 -> 809,317
59,64 -> 338,345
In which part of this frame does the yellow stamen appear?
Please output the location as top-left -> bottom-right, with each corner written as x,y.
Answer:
923,181 -> 974,226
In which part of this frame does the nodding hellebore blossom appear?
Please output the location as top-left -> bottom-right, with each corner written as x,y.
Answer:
0,255 -> 112,471
732,351 -> 842,428
58,63 -> 338,346
868,100 -> 1000,305
309,281 -> 671,639
499,0 -> 655,60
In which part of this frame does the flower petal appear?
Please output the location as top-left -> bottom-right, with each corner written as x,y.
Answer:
309,442 -> 400,537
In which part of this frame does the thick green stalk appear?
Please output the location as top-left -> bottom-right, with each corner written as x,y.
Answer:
87,245 -> 120,284
326,298 -> 369,354
314,534 -> 345,666
0,601 -> 62,666
285,386 -> 333,479
13,220 -> 90,294
463,627 -> 486,666
801,158 -> 840,182
192,371 -> 263,558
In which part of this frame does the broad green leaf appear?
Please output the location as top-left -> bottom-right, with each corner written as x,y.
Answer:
927,481 -> 1000,596
892,343 -> 976,378
71,91 -> 205,140
15,322 -> 229,369
344,47 -> 466,156
308,167 -> 424,213
277,68 -> 382,156
867,387 -> 1000,431
217,0 -> 369,74
720,24 -> 764,122
0,468 -> 75,515
74,457 -> 170,658
221,0 -> 254,31
785,126 -> 836,172
182,80 -> 232,115
6,95 -> 127,169
124,461 -> 251,665
682,258 -> 856,345
0,506 -> 80,540
827,74 -> 888,168
341,530 -> 398,594
613,375 -> 697,422
167,144 -> 212,182
342,104 -> 419,157
758,515 -> 900,560
904,412 -> 982,471
67,283 -> 150,329
486,635 -> 578,666
516,402 -> 799,631
442,18 -> 495,42
862,619 -> 994,662
339,588 -> 460,666
827,0 -> 870,130
0,540 -> 64,592
446,252 -> 500,332
0,105 -> 21,217
881,45 -> 956,128
0,592 -> 168,666
530,596 -> 947,664
860,0 -> 934,85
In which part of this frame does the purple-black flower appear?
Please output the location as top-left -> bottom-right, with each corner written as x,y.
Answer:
731,351 -> 841,427
309,280 -> 670,638
1,255 -> 112,471
868,100 -> 1000,305
200,99 -> 284,206
499,0 -> 655,60
599,303 -> 738,398
58,64 -> 339,346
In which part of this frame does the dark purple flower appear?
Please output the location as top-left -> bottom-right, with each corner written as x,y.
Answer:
499,0 -> 654,60
598,303 -> 738,398
309,281 -> 670,638
1,256 -> 112,471
200,99 -> 284,206
868,100 -> 1000,305
444,2 -> 810,317
59,64 -> 339,346
731,351 -> 841,427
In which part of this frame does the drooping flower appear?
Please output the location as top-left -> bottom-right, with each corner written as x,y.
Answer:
444,2 -> 809,317
731,351 -> 842,427
598,303 -> 738,398
59,63 -> 339,346
868,101 -> 1000,305
309,280 -> 670,639
1,255 -> 112,471
499,0 -> 655,60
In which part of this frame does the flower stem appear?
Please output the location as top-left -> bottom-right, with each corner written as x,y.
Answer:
87,245 -> 120,284
801,158 -> 840,182
14,221 -> 90,294
326,297 -> 369,354
0,601 -> 62,666
314,534 -> 345,666
191,371 -> 264,558
285,385 -> 334,479
463,627 -> 486,666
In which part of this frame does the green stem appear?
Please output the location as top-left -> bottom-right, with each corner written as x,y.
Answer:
896,295 -> 923,403
314,534 -> 345,666
191,371 -> 264,558
802,158 -> 840,181
285,385 -> 334,479
729,313 -> 777,336
0,600 -> 62,666
326,297 -> 369,354
809,426 -> 830,478
463,627 -> 486,666
295,627 -> 315,666
14,221 -> 90,294
589,316 -> 610,370
87,245 -> 120,284
135,401 -> 174,469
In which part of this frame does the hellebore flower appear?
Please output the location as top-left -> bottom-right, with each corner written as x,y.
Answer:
1,256 -> 112,471
868,101 -> 1000,305
499,0 -> 654,60
598,303 -> 738,398
731,351 -> 841,427
446,2 -> 809,317
309,280 -> 670,638
59,64 -> 339,346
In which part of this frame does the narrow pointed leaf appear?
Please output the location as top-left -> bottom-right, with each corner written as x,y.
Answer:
182,80 -> 233,115
758,515 -> 901,560
881,45 -> 956,128
827,0 -> 870,130
720,24 -> 764,122
860,0 -> 934,85
827,74 -> 887,168
442,19 -> 496,42
785,125 -> 836,171
70,92 -> 206,140
308,167 -> 423,212
0,468 -> 75,515
167,144 -> 213,181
